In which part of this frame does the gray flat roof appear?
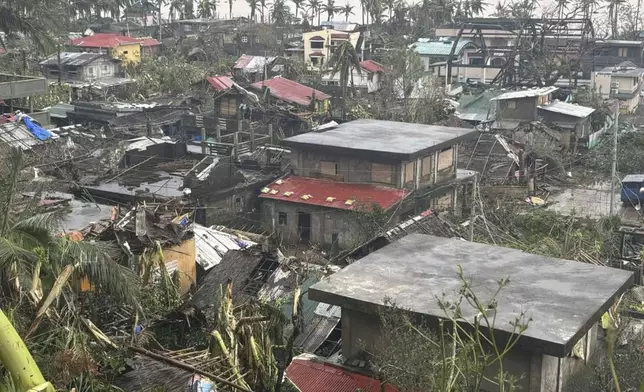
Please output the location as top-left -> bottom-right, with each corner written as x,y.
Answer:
309,234 -> 633,357
281,119 -> 478,161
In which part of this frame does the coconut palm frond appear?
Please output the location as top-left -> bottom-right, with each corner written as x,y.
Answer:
51,239 -> 142,310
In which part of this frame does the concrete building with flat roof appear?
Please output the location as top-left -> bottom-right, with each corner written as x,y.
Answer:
260,120 -> 478,251
310,234 -> 634,392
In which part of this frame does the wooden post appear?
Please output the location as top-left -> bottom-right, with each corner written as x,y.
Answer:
201,128 -> 207,154
268,123 -> 274,145
250,124 -> 255,152
215,123 -> 221,142
233,132 -> 239,160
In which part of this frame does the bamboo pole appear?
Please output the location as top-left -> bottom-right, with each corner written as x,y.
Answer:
127,346 -> 253,392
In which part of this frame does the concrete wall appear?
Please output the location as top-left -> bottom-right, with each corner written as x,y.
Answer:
261,199 -> 366,250
290,146 -> 456,191
0,74 -> 47,99
302,29 -> 361,69
82,57 -> 119,80
290,147 -> 402,187
338,307 -> 597,392
591,72 -> 612,98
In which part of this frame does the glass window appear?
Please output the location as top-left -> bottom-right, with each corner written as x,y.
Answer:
371,163 -> 392,184
278,212 -> 287,225
310,41 -> 324,49
507,100 -> 517,109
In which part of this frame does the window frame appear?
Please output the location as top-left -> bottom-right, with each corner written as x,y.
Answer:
278,212 -> 287,225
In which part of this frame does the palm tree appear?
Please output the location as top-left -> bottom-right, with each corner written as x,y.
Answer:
341,3 -> 354,20
324,0 -> 338,20
271,0 -> 291,23
290,0 -> 306,19
326,40 -> 361,119
491,0 -> 509,16
308,0 -> 322,23
0,148 -> 140,308
383,0 -> 395,19
198,0 -> 218,17
359,0 -> 370,24
259,0 -> 267,21
247,0 -> 259,20
170,0 -> 185,19
607,0 -> 625,38
228,0 -> 234,18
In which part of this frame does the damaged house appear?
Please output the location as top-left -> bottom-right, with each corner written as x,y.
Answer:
259,119 -> 478,250
491,86 -> 595,150
310,234 -> 634,392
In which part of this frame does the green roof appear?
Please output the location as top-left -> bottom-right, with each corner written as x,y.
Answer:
410,39 -> 473,56
456,90 -> 503,122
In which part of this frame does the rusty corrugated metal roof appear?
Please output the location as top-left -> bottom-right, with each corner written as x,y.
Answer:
286,358 -> 399,392
259,175 -> 407,211
250,76 -> 331,106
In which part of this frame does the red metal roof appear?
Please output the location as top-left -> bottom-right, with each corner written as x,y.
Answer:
286,358 -> 399,392
309,51 -> 325,57
206,75 -> 234,91
331,33 -> 350,39
309,35 -> 325,41
250,77 -> 331,106
360,60 -> 386,73
71,34 -> 160,48
259,175 -> 407,211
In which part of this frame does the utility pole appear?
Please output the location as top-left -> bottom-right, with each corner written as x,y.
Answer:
469,174 -> 477,241
609,100 -> 620,215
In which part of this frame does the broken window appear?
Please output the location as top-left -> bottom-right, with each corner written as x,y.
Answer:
278,212 -> 287,225
421,155 -> 433,181
320,161 -> 338,176
371,163 -> 392,184
437,147 -> 453,172
403,161 -> 415,188
469,57 -> 484,65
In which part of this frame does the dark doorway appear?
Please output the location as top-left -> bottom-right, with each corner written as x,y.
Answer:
297,212 -> 311,243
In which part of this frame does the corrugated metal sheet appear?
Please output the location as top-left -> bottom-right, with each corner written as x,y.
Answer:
286,358 -> 399,392
206,75 -> 234,91
538,101 -> 595,118
72,33 -> 160,48
125,136 -> 176,151
193,224 -> 256,271
233,54 -> 276,73
360,60 -> 386,73
259,175 -> 408,211
491,86 -> 559,101
0,121 -> 41,150
410,38 -> 472,56
40,52 -> 107,66
250,77 -> 331,106
293,316 -> 340,353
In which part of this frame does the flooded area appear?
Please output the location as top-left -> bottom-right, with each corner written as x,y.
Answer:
548,182 -> 644,225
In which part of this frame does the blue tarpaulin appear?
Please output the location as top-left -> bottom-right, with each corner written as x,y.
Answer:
22,117 -> 52,141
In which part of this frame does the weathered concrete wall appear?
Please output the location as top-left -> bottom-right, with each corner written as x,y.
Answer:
261,199 -> 368,250
290,147 -> 402,187
341,308 -> 384,359
290,146 -> 456,190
